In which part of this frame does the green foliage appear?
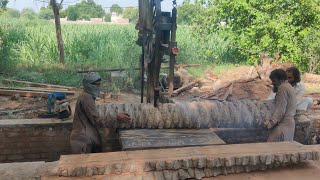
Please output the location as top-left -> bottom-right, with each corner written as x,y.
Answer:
193,0 -> 320,72
0,18 -> 27,71
122,6 -> 138,23
0,0 -> 8,9
301,27 -> 320,73
64,0 -> 105,20
38,7 -> 53,20
110,4 -> 123,15
66,6 -> 78,21
1,8 -> 20,18
104,13 -> 111,22
21,8 -> 37,20
177,1 -> 201,25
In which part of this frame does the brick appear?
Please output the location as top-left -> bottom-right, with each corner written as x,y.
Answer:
41,153 -> 58,159
6,132 -> 21,137
7,154 -> 24,161
29,137 -> 51,142
25,153 -> 41,159
0,155 -> 6,161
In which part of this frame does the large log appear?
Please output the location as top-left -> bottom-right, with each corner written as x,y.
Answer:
96,99 -> 274,129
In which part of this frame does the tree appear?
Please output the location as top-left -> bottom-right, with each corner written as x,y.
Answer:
122,6 -> 138,23
0,0 -> 8,9
104,13 -> 111,22
39,7 -> 54,20
50,0 -> 65,64
110,4 -> 123,15
64,0 -> 105,20
193,0 -> 320,70
21,8 -> 37,20
66,6 -> 78,21
176,1 -> 201,25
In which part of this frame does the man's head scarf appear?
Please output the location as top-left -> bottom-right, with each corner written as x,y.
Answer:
83,72 -> 101,99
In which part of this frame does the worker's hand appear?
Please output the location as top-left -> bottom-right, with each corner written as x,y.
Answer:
263,119 -> 274,129
117,113 -> 131,123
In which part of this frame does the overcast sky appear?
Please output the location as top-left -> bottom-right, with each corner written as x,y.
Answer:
8,0 -> 184,12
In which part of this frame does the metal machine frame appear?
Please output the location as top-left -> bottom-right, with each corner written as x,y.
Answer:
136,0 -> 178,106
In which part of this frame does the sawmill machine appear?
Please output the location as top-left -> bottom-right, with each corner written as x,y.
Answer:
136,0 -> 178,107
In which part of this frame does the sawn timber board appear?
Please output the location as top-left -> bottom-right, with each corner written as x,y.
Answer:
119,129 -> 226,150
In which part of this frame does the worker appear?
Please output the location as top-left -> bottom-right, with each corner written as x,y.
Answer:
267,67 -> 313,111
70,72 -> 131,154
264,69 -> 297,142
286,67 -> 313,113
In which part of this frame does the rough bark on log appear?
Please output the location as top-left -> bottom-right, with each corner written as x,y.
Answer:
96,99 -> 274,129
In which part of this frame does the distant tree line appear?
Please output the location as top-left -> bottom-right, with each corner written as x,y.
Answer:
0,0 -> 139,23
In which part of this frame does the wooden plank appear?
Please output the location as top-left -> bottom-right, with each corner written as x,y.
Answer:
172,78 -> 202,95
0,86 -> 75,95
77,64 -> 200,73
119,129 -> 226,150
0,89 -> 51,98
2,79 -> 77,90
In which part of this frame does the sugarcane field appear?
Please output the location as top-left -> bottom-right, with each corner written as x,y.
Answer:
0,0 -> 320,180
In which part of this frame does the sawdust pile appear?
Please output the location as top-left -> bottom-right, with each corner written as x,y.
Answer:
97,100 -> 274,129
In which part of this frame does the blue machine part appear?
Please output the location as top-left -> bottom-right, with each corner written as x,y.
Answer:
53,92 -> 66,100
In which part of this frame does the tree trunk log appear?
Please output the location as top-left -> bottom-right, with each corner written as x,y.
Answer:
96,99 -> 274,129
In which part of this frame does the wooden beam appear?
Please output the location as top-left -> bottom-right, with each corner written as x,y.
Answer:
0,89 -> 51,98
0,87 -> 75,95
119,129 -> 225,150
172,78 -> 202,95
2,79 -> 77,90
77,64 -> 200,73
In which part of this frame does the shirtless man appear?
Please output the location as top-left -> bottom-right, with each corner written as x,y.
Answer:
264,69 -> 297,142
70,72 -> 131,154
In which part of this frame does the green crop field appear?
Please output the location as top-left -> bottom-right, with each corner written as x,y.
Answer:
0,18 -> 231,90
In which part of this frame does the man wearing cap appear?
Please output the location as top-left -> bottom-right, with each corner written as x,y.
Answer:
70,72 -> 131,154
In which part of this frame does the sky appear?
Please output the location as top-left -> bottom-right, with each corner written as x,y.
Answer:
7,0 -> 185,12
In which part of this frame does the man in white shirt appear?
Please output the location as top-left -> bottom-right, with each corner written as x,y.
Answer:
267,67 -> 313,112
286,67 -> 313,112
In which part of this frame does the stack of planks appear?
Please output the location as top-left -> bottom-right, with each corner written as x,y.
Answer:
0,79 -> 77,98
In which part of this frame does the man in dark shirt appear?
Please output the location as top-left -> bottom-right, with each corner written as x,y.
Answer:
70,72 -> 131,153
